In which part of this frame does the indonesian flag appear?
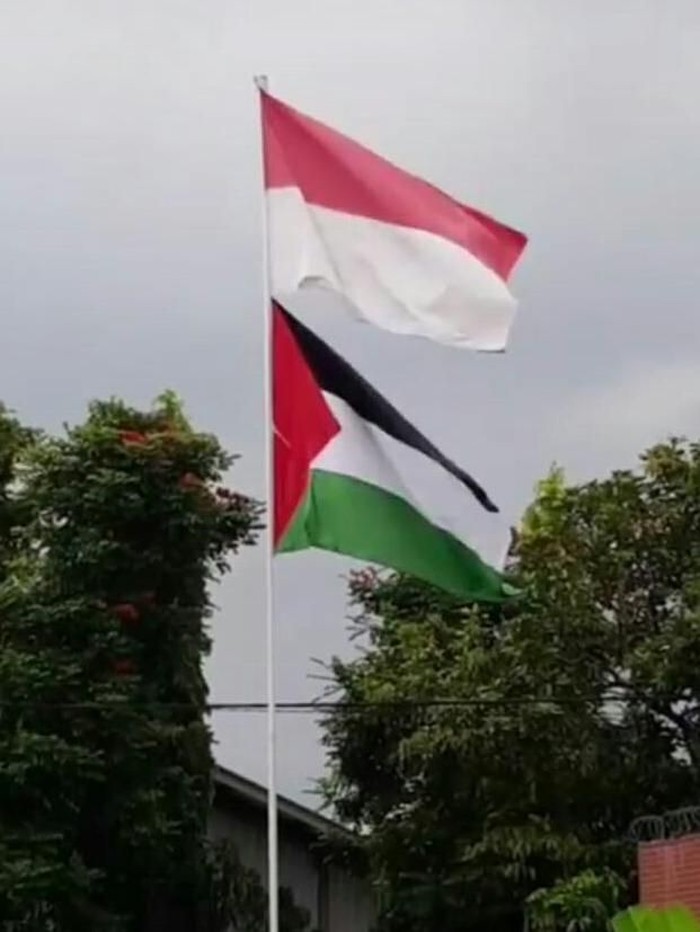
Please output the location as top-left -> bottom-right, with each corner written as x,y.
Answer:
262,92 -> 528,352
274,303 -> 512,602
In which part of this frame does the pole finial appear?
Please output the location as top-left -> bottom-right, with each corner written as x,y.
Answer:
254,74 -> 269,92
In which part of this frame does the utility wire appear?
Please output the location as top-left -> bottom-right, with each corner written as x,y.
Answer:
0,690 -> 682,713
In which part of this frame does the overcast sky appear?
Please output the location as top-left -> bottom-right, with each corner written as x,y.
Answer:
3,0 -> 700,805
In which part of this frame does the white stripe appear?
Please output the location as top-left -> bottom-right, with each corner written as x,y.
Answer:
314,394 -> 510,561
314,394 -> 434,520
267,186 -> 517,352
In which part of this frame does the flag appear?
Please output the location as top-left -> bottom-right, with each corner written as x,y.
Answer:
273,303 -> 512,602
262,92 -> 527,352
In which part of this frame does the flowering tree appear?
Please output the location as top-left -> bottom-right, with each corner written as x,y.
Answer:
0,394 -> 261,930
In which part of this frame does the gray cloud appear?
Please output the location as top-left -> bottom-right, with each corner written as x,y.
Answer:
2,0 -> 699,800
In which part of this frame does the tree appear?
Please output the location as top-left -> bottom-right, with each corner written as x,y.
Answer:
526,869 -> 625,932
199,838 -> 315,932
0,394 -> 261,930
0,403 -> 36,575
321,439 -> 700,931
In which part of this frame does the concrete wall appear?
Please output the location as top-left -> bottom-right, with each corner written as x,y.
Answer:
639,835 -> 700,916
209,801 -> 375,932
325,865 -> 376,932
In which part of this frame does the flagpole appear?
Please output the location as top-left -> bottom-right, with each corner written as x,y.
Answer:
254,72 -> 279,932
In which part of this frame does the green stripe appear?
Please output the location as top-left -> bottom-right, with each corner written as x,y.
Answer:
278,470 -> 509,603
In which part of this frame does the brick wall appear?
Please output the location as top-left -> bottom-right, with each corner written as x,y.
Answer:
639,835 -> 700,916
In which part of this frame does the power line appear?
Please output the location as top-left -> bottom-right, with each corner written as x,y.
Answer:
0,691 -> 678,713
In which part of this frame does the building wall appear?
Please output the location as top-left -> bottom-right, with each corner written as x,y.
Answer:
638,835 -> 700,916
209,802 -> 375,932
325,865 -> 376,932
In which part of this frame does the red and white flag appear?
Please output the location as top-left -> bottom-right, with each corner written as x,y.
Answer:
262,92 -> 528,352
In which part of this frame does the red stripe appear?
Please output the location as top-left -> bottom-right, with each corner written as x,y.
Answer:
262,92 -> 527,282
273,303 -> 340,545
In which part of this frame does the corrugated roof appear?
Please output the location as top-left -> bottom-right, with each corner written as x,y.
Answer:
213,765 -> 349,838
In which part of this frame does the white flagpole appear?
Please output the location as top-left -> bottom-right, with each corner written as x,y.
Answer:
254,72 -> 279,932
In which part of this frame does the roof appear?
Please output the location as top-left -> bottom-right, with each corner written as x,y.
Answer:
213,764 -> 349,839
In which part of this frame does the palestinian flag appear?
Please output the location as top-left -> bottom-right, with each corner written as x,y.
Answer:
273,303 -> 511,602
262,91 -> 527,352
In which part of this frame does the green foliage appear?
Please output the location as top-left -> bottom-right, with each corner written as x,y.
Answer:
0,395 -> 262,930
612,906 -> 700,932
0,404 -> 37,577
321,439 -> 700,932
202,840 -> 314,932
527,869 -> 626,932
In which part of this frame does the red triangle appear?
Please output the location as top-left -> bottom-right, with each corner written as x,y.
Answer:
273,303 -> 340,545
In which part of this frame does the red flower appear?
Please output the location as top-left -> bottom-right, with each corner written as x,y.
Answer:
179,472 -> 203,491
216,488 -> 246,508
113,603 -> 140,624
118,430 -> 148,446
113,659 -> 136,677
